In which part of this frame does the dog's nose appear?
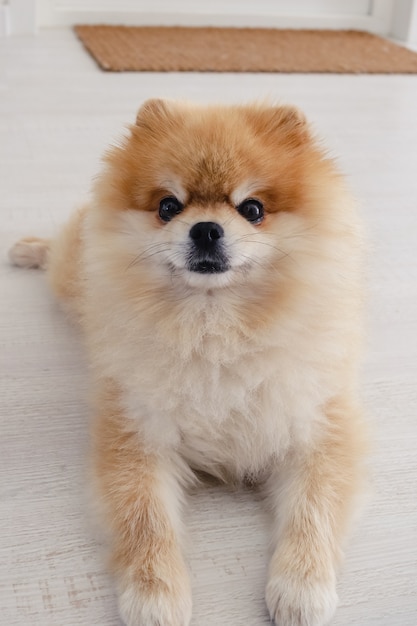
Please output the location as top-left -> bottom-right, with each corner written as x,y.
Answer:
189,222 -> 224,247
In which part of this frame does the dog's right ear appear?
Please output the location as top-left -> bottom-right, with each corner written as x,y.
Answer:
135,98 -> 177,129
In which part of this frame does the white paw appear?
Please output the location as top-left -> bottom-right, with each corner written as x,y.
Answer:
266,574 -> 338,626
118,576 -> 192,626
9,238 -> 49,269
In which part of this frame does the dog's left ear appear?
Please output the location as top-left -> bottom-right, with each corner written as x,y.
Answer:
246,105 -> 310,147
274,105 -> 308,138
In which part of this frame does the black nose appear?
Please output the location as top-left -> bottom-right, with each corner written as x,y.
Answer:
189,222 -> 224,247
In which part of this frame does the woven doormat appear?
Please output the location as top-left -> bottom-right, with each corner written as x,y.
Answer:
74,26 -> 417,73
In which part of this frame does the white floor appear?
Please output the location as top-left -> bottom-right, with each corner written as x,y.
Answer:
1,29 -> 417,626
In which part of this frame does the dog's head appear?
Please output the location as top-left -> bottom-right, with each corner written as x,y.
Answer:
95,100 -> 344,292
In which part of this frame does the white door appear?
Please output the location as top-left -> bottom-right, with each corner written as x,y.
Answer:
36,0 -> 395,32
6,0 -> 414,41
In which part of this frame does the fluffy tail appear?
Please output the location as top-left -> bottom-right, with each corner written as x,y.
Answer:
8,237 -> 51,270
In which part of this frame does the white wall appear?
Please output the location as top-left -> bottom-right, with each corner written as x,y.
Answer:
391,0 -> 417,46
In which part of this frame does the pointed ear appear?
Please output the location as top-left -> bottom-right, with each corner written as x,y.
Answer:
246,105 -> 309,147
135,98 -> 178,129
275,105 -> 308,134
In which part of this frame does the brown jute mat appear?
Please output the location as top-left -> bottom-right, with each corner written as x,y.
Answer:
74,26 -> 417,73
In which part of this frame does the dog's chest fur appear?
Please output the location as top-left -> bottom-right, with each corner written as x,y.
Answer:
94,293 -> 328,480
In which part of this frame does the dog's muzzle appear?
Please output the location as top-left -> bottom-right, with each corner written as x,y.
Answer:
187,221 -> 230,274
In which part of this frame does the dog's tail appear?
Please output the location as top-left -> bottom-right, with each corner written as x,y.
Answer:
8,237 -> 51,270
9,209 -> 86,316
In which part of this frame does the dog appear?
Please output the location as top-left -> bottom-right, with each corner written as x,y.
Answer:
9,100 -> 366,626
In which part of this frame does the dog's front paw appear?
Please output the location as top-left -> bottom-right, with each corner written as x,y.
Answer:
265,572 -> 338,626
118,570 -> 192,626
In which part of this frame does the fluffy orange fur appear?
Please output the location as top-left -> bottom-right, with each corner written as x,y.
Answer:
9,100 -> 366,626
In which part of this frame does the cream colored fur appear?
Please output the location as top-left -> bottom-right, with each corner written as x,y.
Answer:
9,100 -> 366,626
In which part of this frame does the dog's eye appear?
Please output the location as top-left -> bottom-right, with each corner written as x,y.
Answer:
159,197 -> 183,222
237,199 -> 264,224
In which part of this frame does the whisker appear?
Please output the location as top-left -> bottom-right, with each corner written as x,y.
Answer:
231,236 -> 294,260
127,245 -> 173,269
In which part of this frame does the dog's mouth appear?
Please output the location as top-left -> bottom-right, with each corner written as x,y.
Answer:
188,259 -> 229,274
187,250 -> 230,274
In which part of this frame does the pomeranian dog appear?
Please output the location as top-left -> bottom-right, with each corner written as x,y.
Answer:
10,100 -> 366,626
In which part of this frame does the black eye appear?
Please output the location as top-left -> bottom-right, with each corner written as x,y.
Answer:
237,198 -> 264,224
159,197 -> 183,222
